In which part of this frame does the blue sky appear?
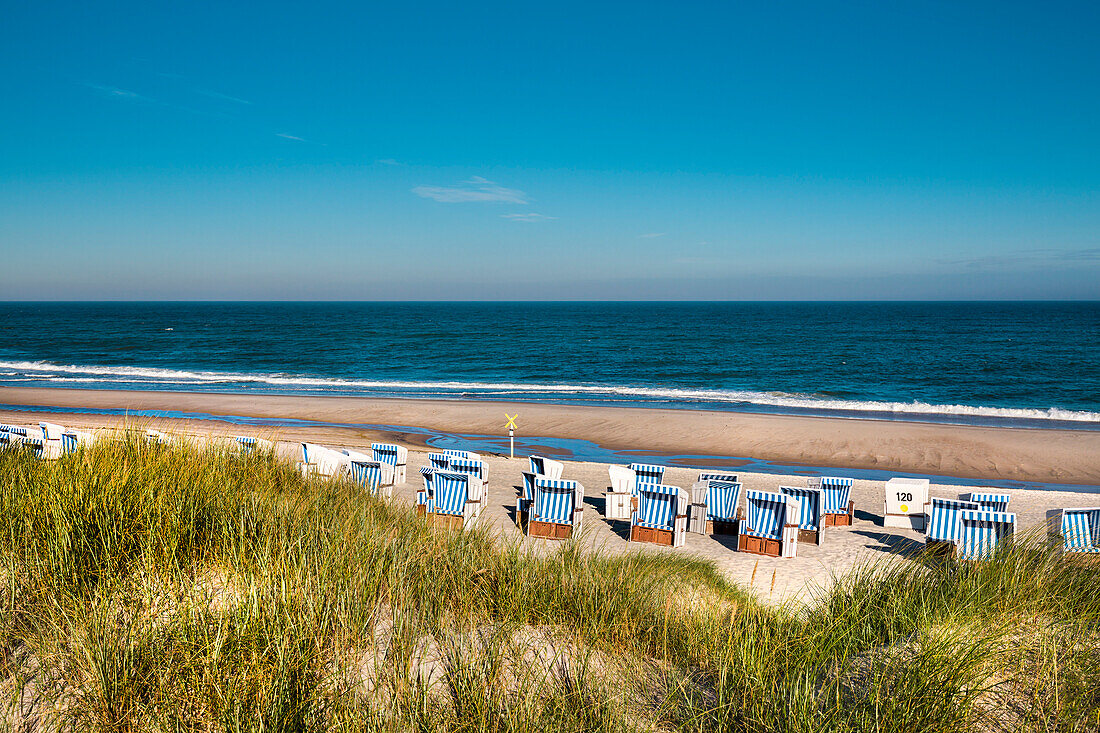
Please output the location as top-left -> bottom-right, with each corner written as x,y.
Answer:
1,0 -> 1098,300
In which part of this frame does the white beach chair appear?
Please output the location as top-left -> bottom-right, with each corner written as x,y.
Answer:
299,443 -> 351,479
605,465 -> 638,520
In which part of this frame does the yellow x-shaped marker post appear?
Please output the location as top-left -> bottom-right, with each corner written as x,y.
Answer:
504,414 -> 519,430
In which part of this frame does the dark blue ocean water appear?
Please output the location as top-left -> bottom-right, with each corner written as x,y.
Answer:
1,302 -> 1097,428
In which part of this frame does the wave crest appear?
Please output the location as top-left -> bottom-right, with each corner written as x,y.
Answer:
2,359 -> 1098,423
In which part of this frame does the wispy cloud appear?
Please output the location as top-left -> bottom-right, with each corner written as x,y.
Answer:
639,232 -> 666,239
377,158 -> 403,166
85,83 -> 146,101
83,82 -> 228,118
939,247 -> 1100,270
501,213 -> 557,222
275,132 -> 326,145
413,176 -> 528,204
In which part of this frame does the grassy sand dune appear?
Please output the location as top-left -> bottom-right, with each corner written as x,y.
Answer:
0,438 -> 1097,731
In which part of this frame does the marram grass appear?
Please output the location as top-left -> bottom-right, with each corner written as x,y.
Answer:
0,437 -> 1097,732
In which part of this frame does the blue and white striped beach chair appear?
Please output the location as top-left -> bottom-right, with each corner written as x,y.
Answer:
524,478 -> 585,538
63,429 -> 97,455
739,490 -> 800,558
428,453 -> 452,470
416,466 -> 435,513
780,486 -> 826,545
688,479 -> 742,535
448,457 -> 489,488
630,463 -> 666,486
371,443 -> 408,484
443,449 -> 481,461
809,477 -> 855,526
958,510 -> 1016,560
350,460 -> 395,499
698,470 -> 738,483
422,470 -> 485,529
1060,508 -> 1100,558
523,455 -> 566,496
630,484 -> 688,547
967,493 -> 1011,513
926,497 -> 981,554
237,436 -> 259,453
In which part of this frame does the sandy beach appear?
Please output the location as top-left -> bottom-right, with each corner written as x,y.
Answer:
3,386 -> 1099,605
3,386 -> 1100,485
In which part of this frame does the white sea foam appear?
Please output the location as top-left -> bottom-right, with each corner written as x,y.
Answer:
2,359 -> 1098,423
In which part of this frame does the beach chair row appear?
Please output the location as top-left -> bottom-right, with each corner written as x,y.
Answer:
604,464 -> 857,557
297,441 -> 408,498
1,421 -> 97,459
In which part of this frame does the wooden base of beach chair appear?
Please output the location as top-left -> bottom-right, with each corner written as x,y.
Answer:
824,502 -> 855,527
428,513 -> 465,531
529,520 -> 573,540
416,505 -> 426,517
630,525 -> 676,546
516,509 -> 528,529
739,533 -> 782,558
925,539 -> 957,558
1065,551 -> 1100,565
797,528 -> 824,545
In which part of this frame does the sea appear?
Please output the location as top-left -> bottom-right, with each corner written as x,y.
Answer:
0,301 -> 1098,430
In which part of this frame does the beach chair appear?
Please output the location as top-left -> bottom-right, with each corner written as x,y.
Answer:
416,466 -> 435,515
428,452 -> 452,470
1060,508 -> 1100,560
522,478 -> 585,539
630,484 -> 688,547
529,455 -> 565,478
443,449 -> 481,462
422,470 -> 485,530
61,429 -> 95,455
739,490 -> 801,558
235,435 -> 273,454
448,457 -> 489,488
522,455 -> 565,496
780,485 -> 826,545
349,459 -> 395,499
925,497 -> 981,555
688,479 -> 742,535
967,493 -> 1011,513
371,442 -> 408,484
957,510 -> 1016,560
698,470 -> 738,484
809,476 -> 855,526
630,463 -> 665,486
605,465 -> 638,520
38,422 -> 65,459
299,443 -> 351,479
